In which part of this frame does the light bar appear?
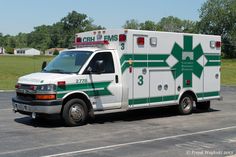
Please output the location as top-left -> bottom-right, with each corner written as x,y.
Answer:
74,40 -> 109,46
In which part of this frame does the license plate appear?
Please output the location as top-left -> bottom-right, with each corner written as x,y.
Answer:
15,103 -> 31,112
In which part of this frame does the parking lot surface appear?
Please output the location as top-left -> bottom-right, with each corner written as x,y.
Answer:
0,86 -> 236,157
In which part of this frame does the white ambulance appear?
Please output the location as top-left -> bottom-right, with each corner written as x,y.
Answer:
12,29 -> 221,126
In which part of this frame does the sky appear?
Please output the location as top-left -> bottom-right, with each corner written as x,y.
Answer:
0,0 -> 206,36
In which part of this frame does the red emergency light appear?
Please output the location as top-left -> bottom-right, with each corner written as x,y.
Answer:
76,37 -> 82,43
137,37 -> 145,46
119,34 -> 126,42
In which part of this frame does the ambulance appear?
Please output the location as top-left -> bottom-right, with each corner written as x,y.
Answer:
12,29 -> 221,126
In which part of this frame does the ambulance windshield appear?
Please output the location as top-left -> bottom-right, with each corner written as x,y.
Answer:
43,51 -> 92,74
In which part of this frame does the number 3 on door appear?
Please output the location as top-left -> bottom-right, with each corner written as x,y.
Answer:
138,75 -> 144,86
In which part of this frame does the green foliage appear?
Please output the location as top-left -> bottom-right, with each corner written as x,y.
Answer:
198,0 -> 236,58
0,11 -> 102,52
140,21 -> 157,31
5,47 -> 14,54
123,16 -> 197,33
123,19 -> 140,29
53,49 -> 59,55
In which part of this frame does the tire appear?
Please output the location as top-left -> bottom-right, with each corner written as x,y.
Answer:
62,99 -> 88,127
178,94 -> 193,115
196,101 -> 210,111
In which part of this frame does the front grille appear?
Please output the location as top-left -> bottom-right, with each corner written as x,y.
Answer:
17,92 -> 35,101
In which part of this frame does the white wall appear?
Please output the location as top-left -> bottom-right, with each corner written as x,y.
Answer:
25,48 -> 40,55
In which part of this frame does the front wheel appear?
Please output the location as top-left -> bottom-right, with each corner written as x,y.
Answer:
62,99 -> 88,127
178,94 -> 193,115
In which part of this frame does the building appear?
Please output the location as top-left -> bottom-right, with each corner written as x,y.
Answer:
45,48 -> 66,56
14,48 -> 41,56
0,47 -> 5,54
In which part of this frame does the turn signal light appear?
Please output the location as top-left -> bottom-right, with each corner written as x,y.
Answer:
35,94 -> 56,100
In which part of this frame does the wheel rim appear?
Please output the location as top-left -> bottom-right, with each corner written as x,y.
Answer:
69,104 -> 83,122
182,97 -> 192,112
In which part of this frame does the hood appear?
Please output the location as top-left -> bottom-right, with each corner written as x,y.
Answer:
18,72 -> 74,85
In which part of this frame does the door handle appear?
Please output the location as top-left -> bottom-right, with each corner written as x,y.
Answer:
115,75 -> 119,83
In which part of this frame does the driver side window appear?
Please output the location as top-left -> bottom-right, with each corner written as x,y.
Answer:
83,52 -> 115,74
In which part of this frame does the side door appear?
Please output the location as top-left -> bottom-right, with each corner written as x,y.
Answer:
83,51 -> 122,110
149,70 -> 176,106
131,35 -> 149,108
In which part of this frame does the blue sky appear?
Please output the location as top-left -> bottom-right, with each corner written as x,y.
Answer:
0,0 -> 206,35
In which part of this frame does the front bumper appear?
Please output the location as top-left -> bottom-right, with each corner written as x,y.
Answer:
12,97 -> 62,115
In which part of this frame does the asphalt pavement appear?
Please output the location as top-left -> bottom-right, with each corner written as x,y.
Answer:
0,86 -> 236,157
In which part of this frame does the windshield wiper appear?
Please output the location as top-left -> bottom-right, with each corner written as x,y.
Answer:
43,69 -> 69,74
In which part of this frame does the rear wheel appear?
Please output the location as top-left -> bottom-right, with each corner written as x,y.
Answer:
196,101 -> 210,111
178,94 -> 193,115
62,99 -> 88,127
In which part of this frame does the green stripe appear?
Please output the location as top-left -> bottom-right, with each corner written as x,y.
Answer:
56,81 -> 112,98
197,91 -> 220,98
205,55 -> 221,60
129,91 -> 219,106
129,95 -> 178,105
205,54 -> 221,67
120,54 -> 169,65
121,61 -> 169,73
57,82 -> 111,91
205,61 -> 221,66
120,54 -> 169,73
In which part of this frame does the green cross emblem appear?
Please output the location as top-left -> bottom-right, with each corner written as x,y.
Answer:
170,35 -> 204,88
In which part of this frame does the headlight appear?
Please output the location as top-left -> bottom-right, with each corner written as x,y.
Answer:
36,84 -> 56,92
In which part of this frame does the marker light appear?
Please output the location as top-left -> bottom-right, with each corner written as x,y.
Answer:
215,41 -> 221,48
58,81 -> 66,86
119,34 -> 127,42
76,37 -> 82,43
15,84 -> 20,89
186,80 -> 191,85
137,37 -> 145,46
210,41 -> 221,49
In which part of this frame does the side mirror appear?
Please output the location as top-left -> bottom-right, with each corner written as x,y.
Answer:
95,60 -> 105,74
41,61 -> 47,71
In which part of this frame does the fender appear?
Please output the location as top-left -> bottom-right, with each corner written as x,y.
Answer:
177,89 -> 198,103
62,90 -> 91,102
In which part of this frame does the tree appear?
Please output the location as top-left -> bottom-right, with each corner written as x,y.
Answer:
198,0 -> 236,58
123,19 -> 140,29
157,16 -> 183,32
53,49 -> 59,55
60,11 -> 102,48
140,21 -> 157,31
5,47 -> 14,54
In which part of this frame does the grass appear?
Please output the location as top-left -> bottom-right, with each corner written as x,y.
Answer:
221,59 -> 236,86
0,56 -> 235,90
0,55 -> 53,90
